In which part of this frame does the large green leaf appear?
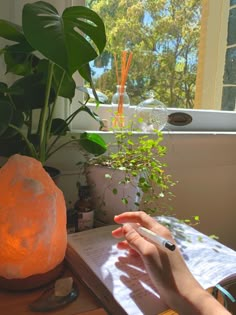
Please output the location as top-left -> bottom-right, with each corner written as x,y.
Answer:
52,64 -> 76,101
0,20 -> 24,42
0,134 -> 26,157
78,62 -> 93,83
4,44 -> 38,75
10,73 -> 55,111
22,1 -> 106,76
80,132 -> 107,156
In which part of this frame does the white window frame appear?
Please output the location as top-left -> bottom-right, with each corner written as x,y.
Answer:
194,0 -> 229,111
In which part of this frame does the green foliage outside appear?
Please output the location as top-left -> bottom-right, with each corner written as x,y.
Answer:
87,0 -> 201,108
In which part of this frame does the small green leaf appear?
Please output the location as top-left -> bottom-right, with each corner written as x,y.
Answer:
122,198 -> 128,204
80,132 -> 107,155
139,177 -> 146,184
209,234 -> 219,240
112,188 -> 118,195
51,118 -> 70,136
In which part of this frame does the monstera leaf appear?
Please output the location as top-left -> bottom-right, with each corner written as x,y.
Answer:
0,19 -> 24,42
22,1 -> 106,76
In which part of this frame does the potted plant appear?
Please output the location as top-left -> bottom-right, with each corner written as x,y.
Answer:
0,1 -> 107,169
86,130 -> 175,224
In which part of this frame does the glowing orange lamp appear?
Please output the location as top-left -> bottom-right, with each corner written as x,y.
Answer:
0,154 -> 67,290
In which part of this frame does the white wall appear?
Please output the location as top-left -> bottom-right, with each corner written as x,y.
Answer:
47,132 -> 236,251
164,133 -> 236,251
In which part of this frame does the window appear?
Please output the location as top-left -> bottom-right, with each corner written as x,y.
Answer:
69,0 -> 236,132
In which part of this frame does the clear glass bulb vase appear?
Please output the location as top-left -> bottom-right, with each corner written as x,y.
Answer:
134,91 -> 168,132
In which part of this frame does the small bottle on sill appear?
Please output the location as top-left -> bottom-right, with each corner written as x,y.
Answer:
66,207 -> 78,234
74,185 -> 94,231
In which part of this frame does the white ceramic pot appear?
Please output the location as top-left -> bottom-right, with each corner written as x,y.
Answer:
86,164 -> 143,224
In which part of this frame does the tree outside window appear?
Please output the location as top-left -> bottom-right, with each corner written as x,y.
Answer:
87,0 -> 201,108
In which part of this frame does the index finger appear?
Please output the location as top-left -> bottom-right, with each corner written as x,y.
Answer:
114,211 -> 173,240
114,211 -> 159,229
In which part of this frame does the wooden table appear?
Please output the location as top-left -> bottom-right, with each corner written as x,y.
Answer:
0,265 -> 106,315
0,263 -> 235,315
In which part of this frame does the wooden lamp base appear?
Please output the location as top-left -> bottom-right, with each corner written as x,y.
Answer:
0,262 -> 65,291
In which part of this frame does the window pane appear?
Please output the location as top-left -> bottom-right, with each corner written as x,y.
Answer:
86,0 -> 201,108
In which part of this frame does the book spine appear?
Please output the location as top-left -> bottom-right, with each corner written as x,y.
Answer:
66,245 -> 128,315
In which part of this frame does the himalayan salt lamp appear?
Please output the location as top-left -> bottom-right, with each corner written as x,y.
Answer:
0,154 -> 67,290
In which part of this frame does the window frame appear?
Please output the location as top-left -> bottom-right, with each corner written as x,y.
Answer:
194,0 -> 229,111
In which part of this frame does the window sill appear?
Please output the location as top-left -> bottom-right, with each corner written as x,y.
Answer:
71,130 -> 236,136
72,104 -> 236,132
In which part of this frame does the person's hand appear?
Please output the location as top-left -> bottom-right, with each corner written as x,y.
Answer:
112,211 -> 230,315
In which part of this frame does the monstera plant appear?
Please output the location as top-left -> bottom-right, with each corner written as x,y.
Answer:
0,1 -> 107,165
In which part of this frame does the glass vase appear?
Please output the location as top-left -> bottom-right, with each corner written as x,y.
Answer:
111,85 -> 130,130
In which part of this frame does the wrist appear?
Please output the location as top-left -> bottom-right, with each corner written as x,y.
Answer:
172,287 -> 230,315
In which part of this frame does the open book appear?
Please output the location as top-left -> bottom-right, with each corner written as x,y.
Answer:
66,217 -> 236,315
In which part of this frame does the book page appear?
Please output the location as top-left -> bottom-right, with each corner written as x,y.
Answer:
68,225 -> 168,315
158,217 -> 236,289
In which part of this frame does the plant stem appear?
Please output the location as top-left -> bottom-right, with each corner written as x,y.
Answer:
46,70 -> 65,144
39,61 -> 54,164
27,110 -> 33,140
46,106 -> 84,157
